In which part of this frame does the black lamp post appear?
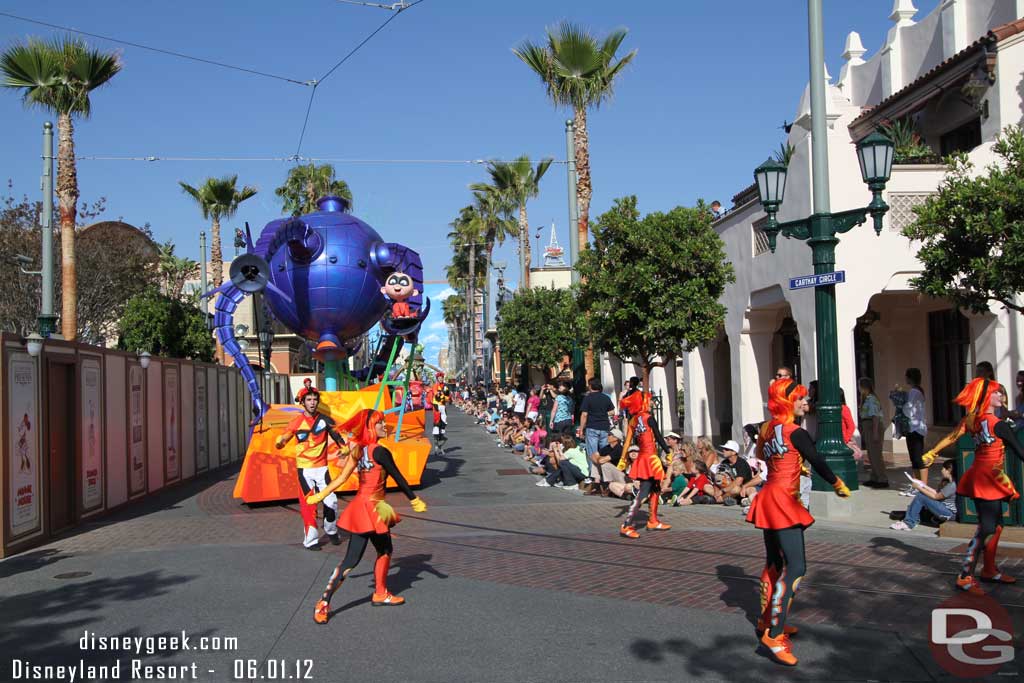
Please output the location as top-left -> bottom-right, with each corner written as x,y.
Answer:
753,130 -> 895,491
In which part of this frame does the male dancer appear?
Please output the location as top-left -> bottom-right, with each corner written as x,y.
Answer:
747,378 -> 849,666
618,386 -> 672,538
275,389 -> 348,550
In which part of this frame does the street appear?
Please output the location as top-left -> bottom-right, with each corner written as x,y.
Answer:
2,409 -> 1022,683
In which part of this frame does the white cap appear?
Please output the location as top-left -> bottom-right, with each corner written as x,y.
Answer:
718,440 -> 741,454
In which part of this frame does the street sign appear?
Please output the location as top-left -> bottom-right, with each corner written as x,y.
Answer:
788,270 -> 845,290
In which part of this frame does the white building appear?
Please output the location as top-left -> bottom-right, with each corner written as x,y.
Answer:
626,1 -> 1024,448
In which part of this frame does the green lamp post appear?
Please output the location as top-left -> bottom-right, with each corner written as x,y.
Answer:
753,130 -> 895,492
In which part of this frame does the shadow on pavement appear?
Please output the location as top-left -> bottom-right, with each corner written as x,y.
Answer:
419,456 -> 465,490
322,552 -> 448,617
0,569 -> 202,668
0,548 -> 73,579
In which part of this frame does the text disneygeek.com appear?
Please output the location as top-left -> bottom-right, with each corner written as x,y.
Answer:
8,630 -> 314,680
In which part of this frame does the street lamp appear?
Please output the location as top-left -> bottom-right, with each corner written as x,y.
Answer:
138,351 -> 151,370
753,131 -> 894,492
24,333 -> 43,358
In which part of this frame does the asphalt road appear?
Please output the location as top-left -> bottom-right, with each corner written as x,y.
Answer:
1,408 -> 1022,682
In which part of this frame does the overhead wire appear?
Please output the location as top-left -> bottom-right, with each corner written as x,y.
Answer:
0,11 -> 311,86
77,155 -> 567,164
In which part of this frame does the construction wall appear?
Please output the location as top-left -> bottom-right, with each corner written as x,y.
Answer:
0,333 -> 251,557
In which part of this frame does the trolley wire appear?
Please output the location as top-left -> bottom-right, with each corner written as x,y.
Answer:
0,11 -> 311,86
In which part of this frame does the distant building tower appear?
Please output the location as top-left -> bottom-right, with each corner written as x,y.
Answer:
543,222 -> 565,266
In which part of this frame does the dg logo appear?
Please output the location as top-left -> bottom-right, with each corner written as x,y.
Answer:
930,592 -> 1016,678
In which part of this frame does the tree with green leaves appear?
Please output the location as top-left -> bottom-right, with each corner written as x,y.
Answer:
117,288 -> 214,361
157,241 -> 199,301
513,23 -> 635,257
179,175 -> 257,287
275,163 -> 353,216
2,36 -> 122,340
496,286 -> 582,375
576,196 -> 734,387
903,125 -> 1024,314
475,156 -> 552,287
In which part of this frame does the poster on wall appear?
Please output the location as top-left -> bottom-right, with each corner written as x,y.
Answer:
81,357 -> 103,511
218,371 -> 230,465
164,366 -> 180,481
195,369 -> 208,471
128,364 -> 146,495
8,355 -> 40,537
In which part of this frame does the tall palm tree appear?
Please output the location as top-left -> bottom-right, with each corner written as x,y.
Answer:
514,23 -> 635,252
179,176 -> 258,287
275,163 -> 353,215
442,294 -> 468,375
447,206 -> 489,379
514,23 -> 635,380
478,156 -> 552,288
2,36 -> 122,340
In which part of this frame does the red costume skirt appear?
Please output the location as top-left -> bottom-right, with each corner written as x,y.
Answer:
958,457 -> 1020,502
746,482 -> 814,530
337,494 -> 401,535
629,452 -> 664,481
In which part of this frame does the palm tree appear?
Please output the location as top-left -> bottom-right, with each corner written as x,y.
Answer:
478,156 -> 552,288
2,36 -> 122,340
447,206 -> 490,379
275,163 -> 353,215
442,294 -> 468,375
157,242 -> 199,300
513,23 -> 635,253
179,176 -> 258,287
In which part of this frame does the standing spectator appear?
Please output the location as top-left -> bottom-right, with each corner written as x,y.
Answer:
550,382 -> 575,434
513,389 -> 527,420
578,379 -> 616,458
539,383 -> 557,429
803,380 -> 819,439
975,361 -> 995,381
859,378 -> 887,488
710,200 -> 723,219
1007,371 -> 1024,421
903,367 -> 928,489
589,428 -> 626,494
525,388 -> 541,422
840,388 -> 863,463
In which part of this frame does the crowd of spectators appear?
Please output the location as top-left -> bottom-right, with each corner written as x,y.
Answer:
451,378 -> 775,515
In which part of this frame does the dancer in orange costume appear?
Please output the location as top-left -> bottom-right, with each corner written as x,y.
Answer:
617,387 -> 672,538
307,409 -> 427,624
924,379 -> 1023,594
747,379 -> 850,666
275,389 -> 348,550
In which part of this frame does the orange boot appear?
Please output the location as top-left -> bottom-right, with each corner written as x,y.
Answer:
619,525 -> 640,539
980,527 -> 1016,583
956,574 -> 985,596
755,567 -> 797,635
371,553 -> 405,606
313,600 -> 330,624
646,493 -> 671,530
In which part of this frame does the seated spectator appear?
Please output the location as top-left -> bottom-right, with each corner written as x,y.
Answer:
890,459 -> 957,530
526,420 -> 548,461
664,431 -> 683,463
589,428 -> 626,495
696,436 -> 718,472
716,440 -> 751,505
677,443 -> 698,477
674,460 -> 715,505
663,456 -> 690,502
535,434 -> 591,493
608,446 -> 640,500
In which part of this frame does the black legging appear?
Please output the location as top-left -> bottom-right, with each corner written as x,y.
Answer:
623,479 -> 656,528
320,532 -> 393,604
763,527 -> 807,638
960,498 -> 1002,578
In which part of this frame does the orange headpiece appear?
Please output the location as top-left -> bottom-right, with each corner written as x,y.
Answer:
619,389 -> 650,418
767,378 -> 807,424
954,378 -> 1001,429
339,409 -> 386,447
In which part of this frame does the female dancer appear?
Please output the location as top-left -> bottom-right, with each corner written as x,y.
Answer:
306,409 -> 428,624
747,378 -> 850,666
617,387 -> 672,538
924,378 -> 1023,593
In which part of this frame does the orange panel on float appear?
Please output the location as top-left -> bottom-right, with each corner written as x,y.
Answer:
232,386 -> 431,504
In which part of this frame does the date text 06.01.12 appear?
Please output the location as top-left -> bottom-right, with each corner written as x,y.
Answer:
233,659 -> 313,680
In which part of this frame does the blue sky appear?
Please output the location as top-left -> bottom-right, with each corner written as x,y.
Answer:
1,0 -> 941,366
